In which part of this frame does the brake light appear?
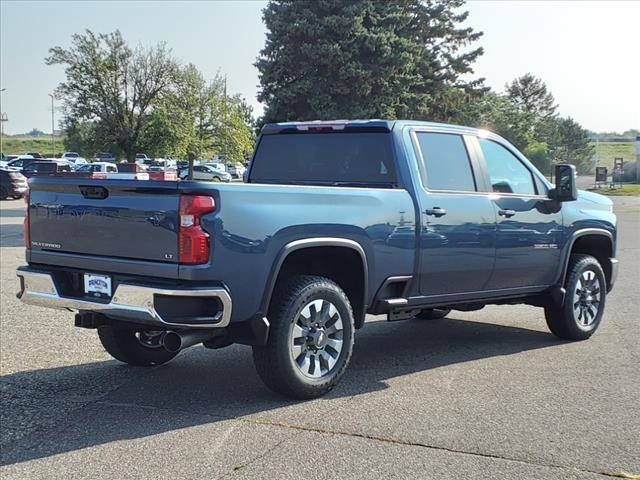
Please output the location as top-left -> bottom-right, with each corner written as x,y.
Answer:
178,195 -> 215,264
23,188 -> 30,248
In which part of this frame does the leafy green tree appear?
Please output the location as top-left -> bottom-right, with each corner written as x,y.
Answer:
256,0 -> 484,123
523,141 -> 552,175
454,91 -> 535,151
550,117 -> 595,174
46,30 -> 179,161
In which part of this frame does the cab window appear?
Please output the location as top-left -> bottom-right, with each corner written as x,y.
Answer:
479,139 -> 536,195
415,132 -> 476,192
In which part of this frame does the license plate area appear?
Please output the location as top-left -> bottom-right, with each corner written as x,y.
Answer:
84,273 -> 112,299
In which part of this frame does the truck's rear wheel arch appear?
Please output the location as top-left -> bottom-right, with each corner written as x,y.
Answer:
264,239 -> 368,329
561,230 -> 613,290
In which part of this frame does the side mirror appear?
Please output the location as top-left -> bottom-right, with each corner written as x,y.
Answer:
550,164 -> 577,202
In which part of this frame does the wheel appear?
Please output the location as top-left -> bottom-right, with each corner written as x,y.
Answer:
97,326 -> 178,366
252,275 -> 355,399
12,195 -> 23,200
415,308 -> 450,320
545,254 -> 606,340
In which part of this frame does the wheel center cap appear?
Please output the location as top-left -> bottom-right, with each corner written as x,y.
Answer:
311,329 -> 328,349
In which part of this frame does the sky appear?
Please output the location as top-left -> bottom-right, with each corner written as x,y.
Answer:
1,0 -> 638,135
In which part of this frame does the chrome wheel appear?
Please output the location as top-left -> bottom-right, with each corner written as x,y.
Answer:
573,270 -> 601,327
135,331 -> 164,349
290,299 -> 344,379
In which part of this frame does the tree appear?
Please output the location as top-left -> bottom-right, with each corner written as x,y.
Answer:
550,117 -> 595,174
46,30 -> 179,161
454,91 -> 535,151
506,73 -> 557,120
26,128 -> 45,137
256,0 -> 484,124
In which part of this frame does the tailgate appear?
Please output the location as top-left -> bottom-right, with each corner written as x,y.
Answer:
28,178 -> 180,264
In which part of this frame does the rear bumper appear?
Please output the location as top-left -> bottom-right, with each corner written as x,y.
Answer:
16,267 -> 232,329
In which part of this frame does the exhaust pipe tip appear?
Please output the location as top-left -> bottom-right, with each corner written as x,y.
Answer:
161,331 -> 183,353
161,329 -> 221,353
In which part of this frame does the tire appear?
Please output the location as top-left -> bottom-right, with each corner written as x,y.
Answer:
545,254 -> 606,340
252,275 -> 355,399
97,326 -> 178,366
415,308 -> 450,320
12,195 -> 23,200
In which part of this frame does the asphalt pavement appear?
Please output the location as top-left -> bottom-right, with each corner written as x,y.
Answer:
1,195 -> 638,479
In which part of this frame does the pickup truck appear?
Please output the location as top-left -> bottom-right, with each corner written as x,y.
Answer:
16,120 -> 618,399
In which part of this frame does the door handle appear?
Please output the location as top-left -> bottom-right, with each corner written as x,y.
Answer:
425,207 -> 447,217
498,209 -> 516,218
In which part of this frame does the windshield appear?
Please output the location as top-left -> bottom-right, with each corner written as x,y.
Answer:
77,164 -> 96,172
65,152 -> 79,158
250,132 -> 397,187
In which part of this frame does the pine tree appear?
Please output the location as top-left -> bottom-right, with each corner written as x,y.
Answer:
256,0 -> 484,123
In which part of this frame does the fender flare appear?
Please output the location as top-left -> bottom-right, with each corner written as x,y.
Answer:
556,228 -> 613,287
259,237 -> 369,323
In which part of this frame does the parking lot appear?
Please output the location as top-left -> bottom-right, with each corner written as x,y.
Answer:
1,196 -> 638,479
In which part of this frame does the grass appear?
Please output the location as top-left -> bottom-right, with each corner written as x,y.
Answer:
1,135 -> 65,157
592,184 -> 640,196
592,141 -> 636,170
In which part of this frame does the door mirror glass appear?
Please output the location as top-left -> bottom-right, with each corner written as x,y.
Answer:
551,164 -> 577,201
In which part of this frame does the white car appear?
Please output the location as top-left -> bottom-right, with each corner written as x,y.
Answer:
61,152 -> 87,164
76,162 -> 119,174
179,164 -> 231,182
226,163 -> 246,179
206,162 -> 226,172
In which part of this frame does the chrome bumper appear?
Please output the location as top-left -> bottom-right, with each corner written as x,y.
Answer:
16,268 -> 232,328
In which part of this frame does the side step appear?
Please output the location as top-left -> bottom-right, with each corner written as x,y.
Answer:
381,298 -> 420,321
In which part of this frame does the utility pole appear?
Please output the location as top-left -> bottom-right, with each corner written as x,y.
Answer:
48,94 -> 55,156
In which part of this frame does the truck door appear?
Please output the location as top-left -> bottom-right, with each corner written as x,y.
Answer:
411,130 -> 497,296
476,138 -> 563,289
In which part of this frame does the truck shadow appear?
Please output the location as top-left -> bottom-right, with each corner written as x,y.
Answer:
0,317 -> 563,466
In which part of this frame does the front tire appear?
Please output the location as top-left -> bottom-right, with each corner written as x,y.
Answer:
545,254 -> 606,340
252,275 -> 355,399
98,326 -> 178,366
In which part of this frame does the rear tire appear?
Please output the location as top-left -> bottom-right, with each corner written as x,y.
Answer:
98,326 -> 178,366
252,275 -> 355,399
415,308 -> 450,320
545,254 -> 606,340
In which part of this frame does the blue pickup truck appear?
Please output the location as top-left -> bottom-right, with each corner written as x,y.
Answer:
17,120 -> 618,399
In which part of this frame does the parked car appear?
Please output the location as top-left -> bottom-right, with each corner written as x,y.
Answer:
76,162 -> 119,174
61,152 -> 88,164
16,119 -> 618,400
21,160 -> 72,177
95,152 -> 117,163
207,161 -> 226,172
0,168 -> 28,199
226,163 -> 246,179
25,152 -> 43,159
4,155 -> 35,170
178,164 -> 231,182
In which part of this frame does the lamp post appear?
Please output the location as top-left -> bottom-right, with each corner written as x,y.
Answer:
48,94 -> 55,156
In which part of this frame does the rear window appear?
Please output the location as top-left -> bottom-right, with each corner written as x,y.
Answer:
250,132 -> 397,187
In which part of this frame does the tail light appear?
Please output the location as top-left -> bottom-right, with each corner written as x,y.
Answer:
23,188 -> 30,248
178,195 -> 215,264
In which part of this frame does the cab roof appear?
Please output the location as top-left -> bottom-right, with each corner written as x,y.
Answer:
260,119 -> 483,135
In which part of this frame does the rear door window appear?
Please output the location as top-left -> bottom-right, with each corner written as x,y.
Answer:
250,132 -> 397,187
415,132 -> 476,191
